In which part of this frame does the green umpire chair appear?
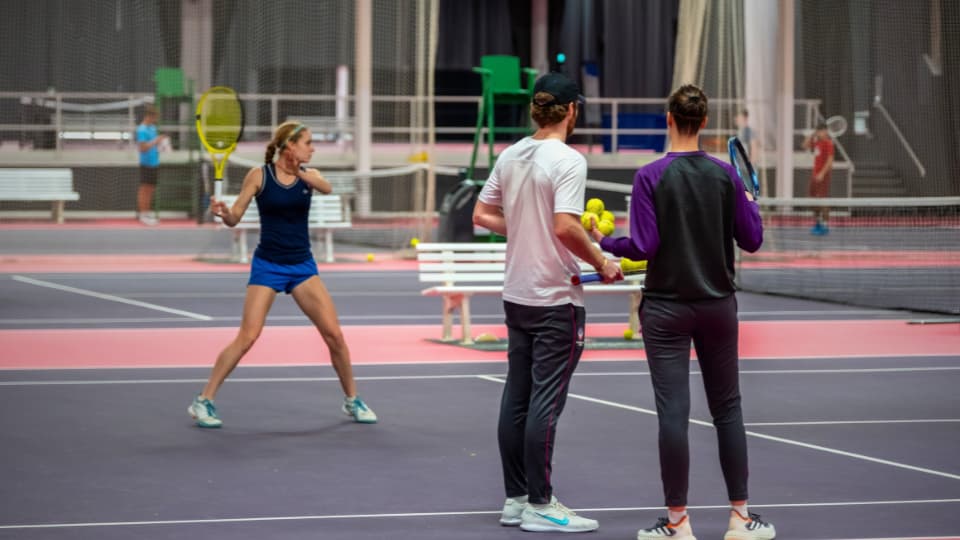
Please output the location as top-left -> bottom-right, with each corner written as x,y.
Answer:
467,55 -> 538,180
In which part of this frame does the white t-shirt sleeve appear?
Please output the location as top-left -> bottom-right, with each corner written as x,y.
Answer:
553,155 -> 587,215
477,160 -> 502,206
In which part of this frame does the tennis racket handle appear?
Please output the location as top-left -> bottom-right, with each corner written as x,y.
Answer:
571,273 -> 604,285
214,180 -> 223,200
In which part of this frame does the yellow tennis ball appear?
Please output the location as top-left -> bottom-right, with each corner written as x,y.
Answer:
598,219 -> 615,236
600,210 -> 615,223
581,212 -> 599,231
623,328 -> 634,340
410,237 -> 420,247
586,198 -> 605,215
366,253 -> 375,262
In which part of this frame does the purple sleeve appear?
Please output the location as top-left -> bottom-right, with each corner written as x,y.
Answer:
600,168 -> 660,260
732,175 -> 764,252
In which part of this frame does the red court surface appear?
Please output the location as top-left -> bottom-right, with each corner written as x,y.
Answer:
2,319 -> 957,370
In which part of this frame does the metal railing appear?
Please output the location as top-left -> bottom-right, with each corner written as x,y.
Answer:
873,98 -> 926,178
1,91 -> 831,155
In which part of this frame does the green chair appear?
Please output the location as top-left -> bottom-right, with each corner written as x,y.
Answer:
153,67 -> 194,120
154,67 -> 187,99
468,55 -> 538,180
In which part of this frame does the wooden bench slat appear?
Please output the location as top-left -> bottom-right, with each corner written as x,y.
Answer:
417,252 -> 507,262
419,273 -> 509,282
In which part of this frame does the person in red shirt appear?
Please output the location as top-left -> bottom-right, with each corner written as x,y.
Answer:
802,122 -> 835,235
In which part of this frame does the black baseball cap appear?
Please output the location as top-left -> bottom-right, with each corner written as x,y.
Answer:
532,72 -> 585,106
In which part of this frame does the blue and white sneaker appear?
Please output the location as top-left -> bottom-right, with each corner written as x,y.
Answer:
187,395 -> 222,428
342,396 -> 377,423
500,495 -> 528,526
810,222 -> 830,236
520,496 -> 599,533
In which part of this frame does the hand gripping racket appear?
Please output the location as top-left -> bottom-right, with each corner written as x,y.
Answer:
728,136 -> 760,199
572,258 -> 647,285
196,86 -> 244,199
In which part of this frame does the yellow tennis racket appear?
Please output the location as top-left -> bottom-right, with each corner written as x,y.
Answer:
195,86 -> 244,199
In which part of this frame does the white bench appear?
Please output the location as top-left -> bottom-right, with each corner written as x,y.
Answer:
417,242 -> 645,344
58,112 -> 132,142
215,194 -> 352,263
0,168 -> 79,224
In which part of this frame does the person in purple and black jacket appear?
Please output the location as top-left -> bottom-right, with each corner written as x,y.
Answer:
589,84 -> 776,540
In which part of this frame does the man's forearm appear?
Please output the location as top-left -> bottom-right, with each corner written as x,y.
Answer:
556,221 -> 605,270
474,212 -> 506,236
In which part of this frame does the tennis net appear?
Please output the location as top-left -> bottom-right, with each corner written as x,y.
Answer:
737,197 -> 960,315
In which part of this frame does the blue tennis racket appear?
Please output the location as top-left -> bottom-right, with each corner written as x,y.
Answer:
728,136 -> 759,199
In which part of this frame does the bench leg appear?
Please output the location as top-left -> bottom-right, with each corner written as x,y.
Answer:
232,230 -> 250,263
324,229 -> 334,263
628,291 -> 642,338
441,294 -> 463,342
460,295 -> 473,345
52,201 -> 65,224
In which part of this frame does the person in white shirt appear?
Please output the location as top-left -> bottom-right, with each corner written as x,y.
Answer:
473,72 -> 621,533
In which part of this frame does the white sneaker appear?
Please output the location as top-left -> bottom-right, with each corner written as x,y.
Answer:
500,495 -> 527,526
342,396 -> 377,423
637,515 -> 696,539
138,214 -> 158,226
520,496 -> 599,533
187,395 -> 222,428
724,511 -> 776,540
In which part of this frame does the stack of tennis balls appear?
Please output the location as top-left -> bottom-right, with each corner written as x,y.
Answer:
581,198 -> 616,237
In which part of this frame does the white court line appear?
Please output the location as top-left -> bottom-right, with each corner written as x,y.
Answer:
0,312 -> 638,325
3,365 -> 960,386
476,375 -> 960,482
10,275 -> 212,321
745,419 -> 960,426
1,497 -> 957,530
0,374 -> 497,386
120,291 -> 425,298
36,272 -> 418,280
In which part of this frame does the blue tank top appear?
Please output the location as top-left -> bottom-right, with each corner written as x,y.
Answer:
253,164 -> 313,264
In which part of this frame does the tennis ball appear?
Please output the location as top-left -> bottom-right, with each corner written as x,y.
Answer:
600,210 -> 615,223
581,212 -> 599,231
366,253 -> 375,262
623,328 -> 634,340
474,332 -> 500,343
410,237 -> 420,247
598,219 -> 615,236
586,198 -> 605,215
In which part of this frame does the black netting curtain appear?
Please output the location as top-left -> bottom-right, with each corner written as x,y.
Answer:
435,0 -> 679,99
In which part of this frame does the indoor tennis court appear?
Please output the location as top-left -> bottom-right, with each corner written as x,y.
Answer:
2,2 -> 960,539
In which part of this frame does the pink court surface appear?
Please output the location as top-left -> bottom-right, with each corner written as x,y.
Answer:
0,252 -> 958,371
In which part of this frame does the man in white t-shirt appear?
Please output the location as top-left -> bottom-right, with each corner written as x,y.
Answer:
473,72 -> 622,533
